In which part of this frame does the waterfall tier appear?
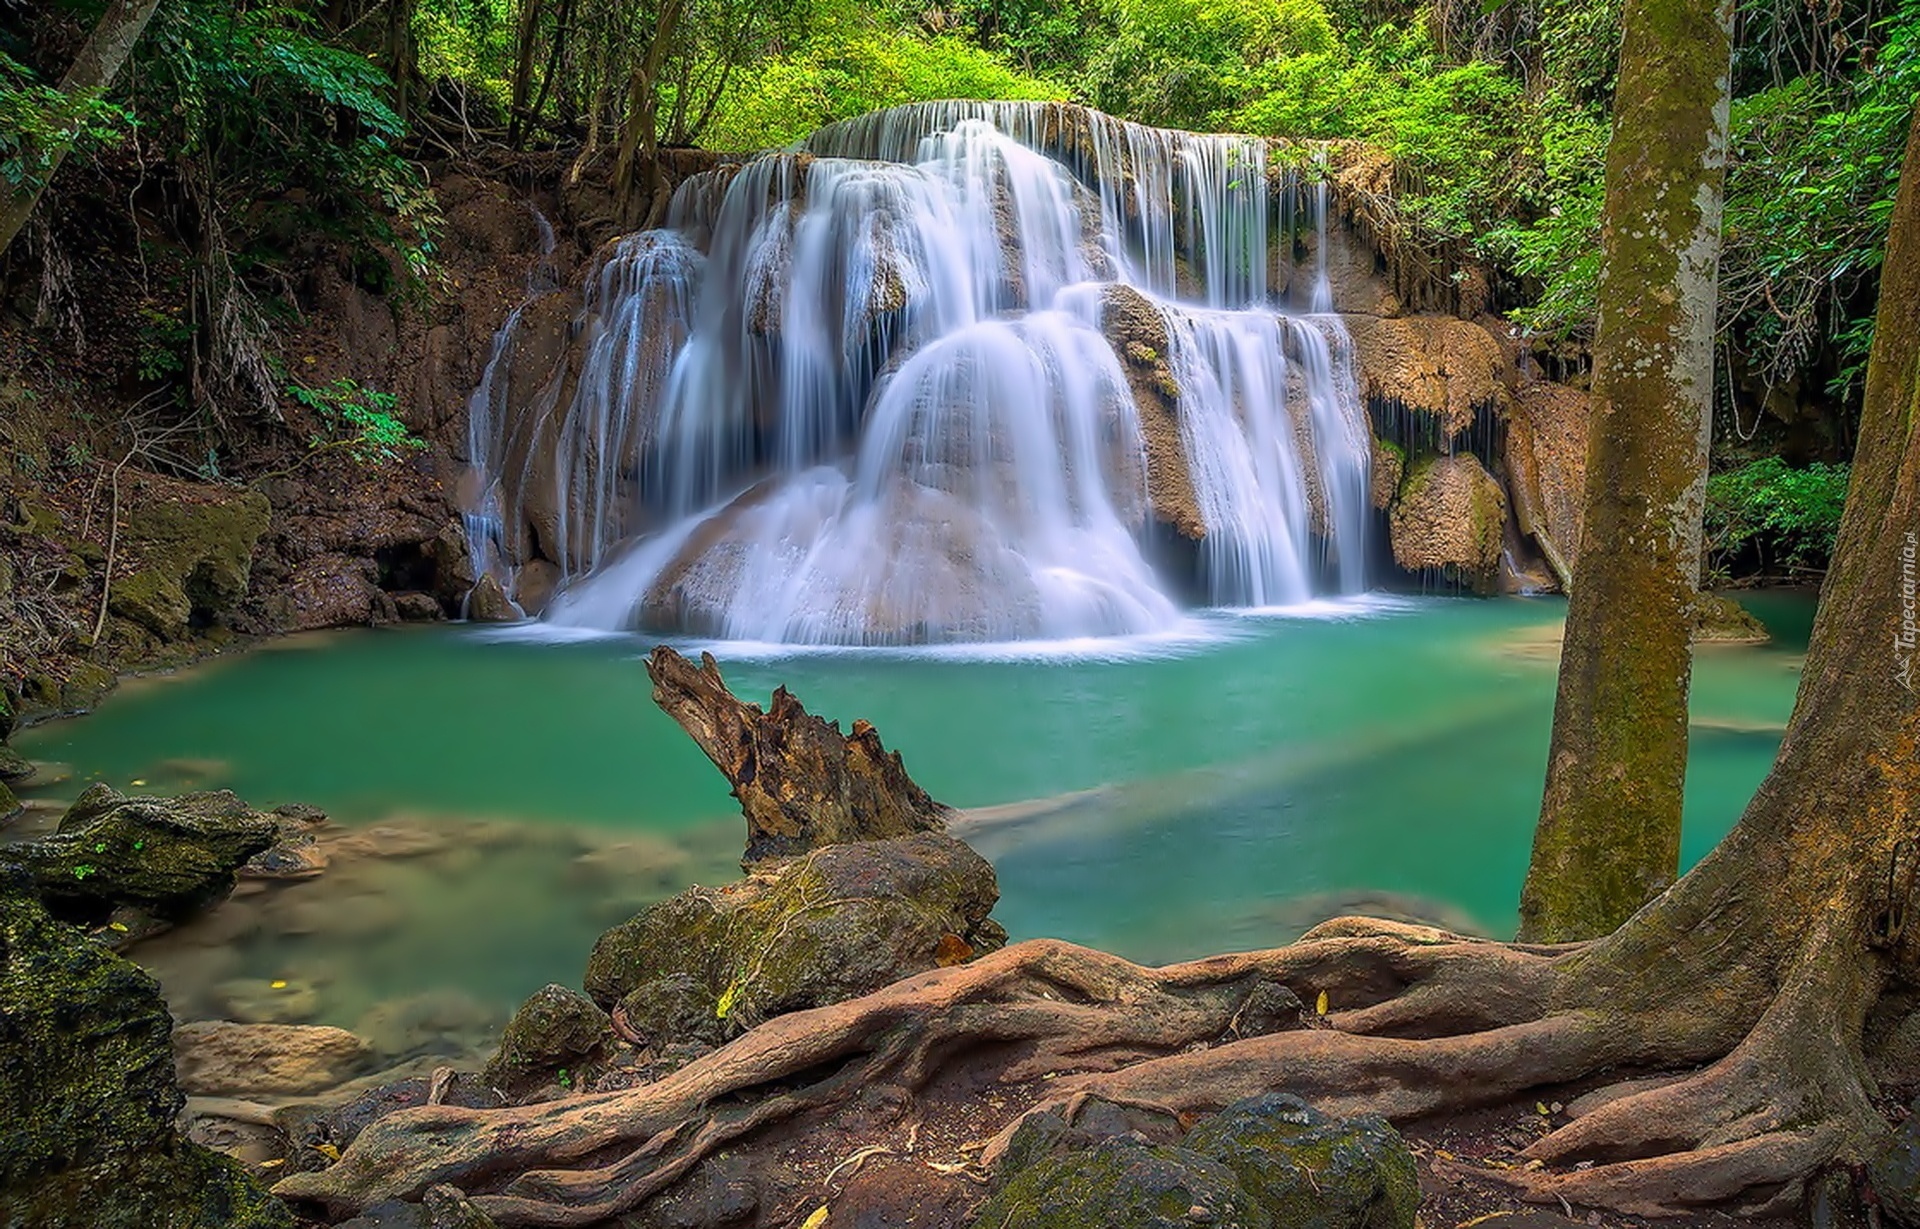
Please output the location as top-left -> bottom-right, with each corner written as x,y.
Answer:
465,101 -> 1373,644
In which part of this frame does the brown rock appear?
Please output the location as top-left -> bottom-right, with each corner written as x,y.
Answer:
1101,285 -> 1203,540
173,1022 -> 373,1096
466,573 -> 520,622
280,554 -> 397,631
1368,437 -> 1404,512
1388,454 -> 1508,594
646,647 -> 951,867
1343,315 -> 1514,439
1504,380 -> 1591,590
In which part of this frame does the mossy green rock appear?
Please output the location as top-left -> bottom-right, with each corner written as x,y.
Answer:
973,1138 -> 1271,1229
0,877 -> 293,1228
481,983 -> 616,1096
0,740 -> 33,781
0,777 -> 17,819
584,833 -> 1006,1040
124,488 -> 270,622
1692,592 -> 1771,644
1183,1094 -> 1419,1229
4,785 -> 279,924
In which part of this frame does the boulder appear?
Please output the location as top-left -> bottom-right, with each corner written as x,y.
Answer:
975,1093 -> 1417,1229
1870,1097 -> 1920,1228
481,983 -> 616,1097
0,777 -> 16,820
0,877 -> 293,1228
3,786 -> 280,924
278,552 -> 398,631
172,1021 -> 374,1096
1183,1094 -> 1419,1229
647,647 -> 952,867
974,1137 -> 1270,1229
112,483 -> 272,641
1693,593 -> 1770,645
1504,380 -> 1590,589
467,573 -> 521,622
1388,454 -> 1508,594
584,833 -> 1005,1042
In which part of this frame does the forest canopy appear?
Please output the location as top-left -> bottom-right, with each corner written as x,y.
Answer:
1,0 -> 1914,457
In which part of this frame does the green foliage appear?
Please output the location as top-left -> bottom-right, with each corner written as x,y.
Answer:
705,27 -> 1063,151
0,51 -> 131,192
288,378 -> 422,465
1704,456 -> 1852,576
1083,0 -> 1341,130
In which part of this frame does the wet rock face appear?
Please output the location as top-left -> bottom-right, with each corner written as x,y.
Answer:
1388,454 -> 1508,595
1503,380 -> 1590,589
975,1094 -> 1418,1229
584,833 -> 1006,1044
3,785 -> 280,925
481,983 -> 616,1097
1343,315 -> 1514,442
0,878 -> 293,1228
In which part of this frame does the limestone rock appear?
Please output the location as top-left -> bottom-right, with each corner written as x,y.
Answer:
112,484 -> 272,641
1343,315 -> 1513,441
173,1021 -> 373,1096
278,552 -> 398,631
646,646 -> 951,866
584,832 -> 1005,1042
1368,437 -> 1404,512
4,785 -> 280,924
466,573 -> 521,622
481,983 -> 616,1097
1388,454 -> 1508,594
1102,284 -> 1204,540
0,877 -> 293,1228
1504,380 -> 1590,589
1693,593 -> 1770,645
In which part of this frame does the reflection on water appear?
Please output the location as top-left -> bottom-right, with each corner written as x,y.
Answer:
10,592 -> 1815,1032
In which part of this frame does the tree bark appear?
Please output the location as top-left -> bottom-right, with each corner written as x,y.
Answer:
611,0 -> 684,229
0,0 -> 164,259
1518,0 -> 1736,942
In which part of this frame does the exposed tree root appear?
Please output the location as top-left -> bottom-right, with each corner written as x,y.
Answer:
271,913 -> 1891,1227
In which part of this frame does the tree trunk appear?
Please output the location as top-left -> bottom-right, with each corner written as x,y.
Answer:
507,0 -> 548,148
273,111 -> 1920,1229
611,0 -> 684,229
0,0 -> 164,259
1517,0 -> 1736,942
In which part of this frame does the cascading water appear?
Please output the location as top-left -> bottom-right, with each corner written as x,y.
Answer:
466,101 -> 1375,644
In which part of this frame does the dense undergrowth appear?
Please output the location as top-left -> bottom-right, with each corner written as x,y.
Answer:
3,0 -> 1911,579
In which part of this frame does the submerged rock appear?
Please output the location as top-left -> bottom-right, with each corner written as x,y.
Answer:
585,832 -> 1005,1043
0,876 -> 293,1228
482,983 -> 616,1097
173,1021 -> 374,1096
0,740 -> 38,781
1692,593 -> 1771,645
3,785 -> 279,925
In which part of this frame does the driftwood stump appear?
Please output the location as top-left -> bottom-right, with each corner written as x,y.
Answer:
645,646 -> 951,867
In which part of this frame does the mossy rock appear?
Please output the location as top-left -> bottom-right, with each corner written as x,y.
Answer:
0,741 -> 34,781
123,488 -> 271,620
482,983 -> 616,1097
3,785 -> 279,924
0,876 -> 293,1227
1692,593 -> 1770,645
1183,1094 -> 1419,1229
110,568 -> 195,639
0,777 -> 17,820
1388,453 -> 1507,595
584,833 -> 1006,1041
972,1137 -> 1271,1229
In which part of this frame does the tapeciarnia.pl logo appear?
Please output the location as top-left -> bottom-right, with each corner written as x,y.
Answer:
1899,530 -> 1917,693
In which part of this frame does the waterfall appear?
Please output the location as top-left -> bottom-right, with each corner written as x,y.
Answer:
471,102 -> 1374,644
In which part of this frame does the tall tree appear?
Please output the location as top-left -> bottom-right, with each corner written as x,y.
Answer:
1517,0 -> 1736,942
0,0 -> 163,258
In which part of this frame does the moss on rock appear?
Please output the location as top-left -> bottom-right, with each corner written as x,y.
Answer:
4,785 -> 279,924
974,1138 -> 1270,1229
0,875 -> 293,1228
481,983 -> 616,1097
1183,1094 -> 1418,1229
1387,453 -> 1507,594
584,833 -> 1006,1041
